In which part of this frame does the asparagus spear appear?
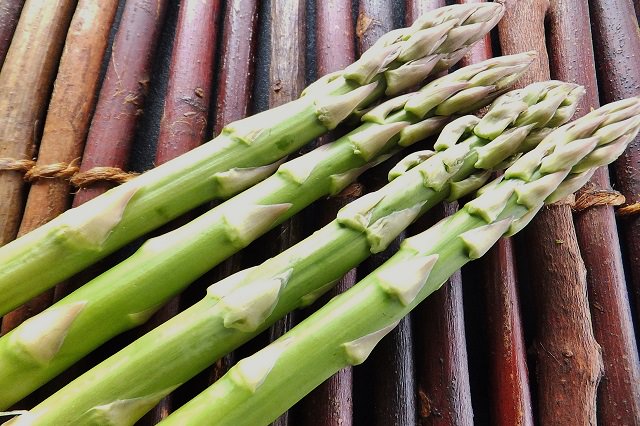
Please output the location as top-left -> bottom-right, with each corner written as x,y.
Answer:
8,79 -> 587,425
0,3 -> 505,316
154,96 -> 640,426
0,53 -> 533,411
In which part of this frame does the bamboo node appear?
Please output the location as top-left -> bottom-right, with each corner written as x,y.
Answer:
70,167 -> 139,188
571,188 -> 625,212
617,202 -> 640,216
0,157 -> 36,173
24,159 -> 80,182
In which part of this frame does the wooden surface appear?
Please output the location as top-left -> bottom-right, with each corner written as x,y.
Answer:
1,1 -> 639,424
141,0 -> 221,423
463,2 -> 533,425
590,0 -> 640,345
72,0 -> 169,206
0,0 -> 76,246
0,0 -> 25,65
0,0 -> 119,334
498,2 -> 604,425
547,1 -> 640,423
295,2 -> 356,423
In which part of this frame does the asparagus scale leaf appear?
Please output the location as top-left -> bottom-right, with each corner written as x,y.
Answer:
7,79 -> 590,426
0,53 -> 534,411
0,3 -> 507,316
154,97 -> 640,426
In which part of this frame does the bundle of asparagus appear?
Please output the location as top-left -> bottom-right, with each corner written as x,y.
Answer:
6,80 -> 587,425
0,3 -> 505,316
0,52 -> 535,409
155,96 -> 640,426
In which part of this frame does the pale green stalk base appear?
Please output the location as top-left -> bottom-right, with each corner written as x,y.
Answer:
156,97 -> 640,426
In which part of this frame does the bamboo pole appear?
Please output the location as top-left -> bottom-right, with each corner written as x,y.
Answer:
349,2 -> 417,425
0,0 -> 77,247
202,0 -> 260,388
460,1 -> 533,424
294,1 -> 356,424
267,2 -> 307,425
0,0 -> 119,334
71,0 -> 169,206
590,0 -> 640,343
0,0 -> 25,66
138,1 -> 222,423
585,1 -> 640,421
407,2 -> 475,425
497,1 -> 604,424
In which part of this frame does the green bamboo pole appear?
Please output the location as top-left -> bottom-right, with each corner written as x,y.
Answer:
156,96 -> 640,426
0,4 -> 507,316
8,79 -> 590,425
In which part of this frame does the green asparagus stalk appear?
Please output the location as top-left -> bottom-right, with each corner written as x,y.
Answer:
0,53 -> 533,411
154,96 -> 640,426
0,3 -> 505,316
7,79 -> 588,425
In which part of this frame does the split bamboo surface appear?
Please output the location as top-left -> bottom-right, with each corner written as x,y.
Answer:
1,1 -> 639,424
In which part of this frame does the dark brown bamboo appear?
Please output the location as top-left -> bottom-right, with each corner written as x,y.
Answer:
72,0 -> 169,206
154,0 -> 220,164
0,0 -> 25,66
412,205 -> 473,426
295,2 -> 356,424
0,0 -> 76,247
213,0 -> 259,135
547,1 -> 640,423
407,2 -> 475,425
590,0 -> 640,343
458,2 -> 533,424
267,2 -> 306,426
0,0 -> 119,335
498,1 -> 604,424
139,1 -> 221,423
481,238 -> 533,426
201,0 -> 260,387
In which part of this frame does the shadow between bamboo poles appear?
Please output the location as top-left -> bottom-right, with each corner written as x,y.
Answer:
294,1 -> 356,423
0,0 -> 76,247
589,0 -> 640,348
0,0 -> 119,334
0,0 -> 25,66
135,1 -> 222,424
265,1 -> 307,425
547,1 -> 640,423
457,1 -> 533,424
497,1 -> 604,424
71,0 -> 169,207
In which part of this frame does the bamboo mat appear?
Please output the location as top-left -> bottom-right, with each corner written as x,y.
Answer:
0,0 -> 639,424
